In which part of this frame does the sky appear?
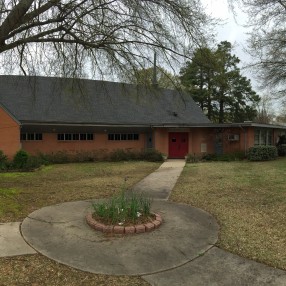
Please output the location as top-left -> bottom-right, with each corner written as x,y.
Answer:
206,0 -> 279,113
206,0 -> 252,74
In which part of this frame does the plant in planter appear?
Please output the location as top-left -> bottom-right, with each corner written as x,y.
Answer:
87,190 -> 162,234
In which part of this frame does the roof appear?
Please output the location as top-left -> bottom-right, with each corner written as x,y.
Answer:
0,75 -> 210,127
168,122 -> 286,130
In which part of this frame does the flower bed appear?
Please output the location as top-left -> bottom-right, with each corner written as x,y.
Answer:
86,212 -> 163,234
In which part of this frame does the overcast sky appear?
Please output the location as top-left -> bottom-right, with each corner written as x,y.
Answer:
205,0 -> 259,88
206,0 -> 251,66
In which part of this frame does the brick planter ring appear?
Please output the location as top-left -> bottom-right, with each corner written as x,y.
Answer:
86,213 -> 163,234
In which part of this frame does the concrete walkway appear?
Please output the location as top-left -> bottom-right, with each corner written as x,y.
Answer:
2,159 -> 286,285
132,159 -> 185,200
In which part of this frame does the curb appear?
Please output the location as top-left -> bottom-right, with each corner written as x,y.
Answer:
86,212 -> 163,234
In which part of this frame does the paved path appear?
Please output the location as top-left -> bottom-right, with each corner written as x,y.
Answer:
2,159 -> 286,285
21,200 -> 218,275
132,159 -> 185,200
0,222 -> 36,257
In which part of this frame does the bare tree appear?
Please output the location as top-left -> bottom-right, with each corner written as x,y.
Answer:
229,1 -> 286,97
0,0 -> 211,79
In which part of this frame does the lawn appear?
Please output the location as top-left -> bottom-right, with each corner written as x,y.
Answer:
170,158 -> 286,270
0,161 -> 159,286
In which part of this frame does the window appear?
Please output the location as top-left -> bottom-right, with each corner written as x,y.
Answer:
57,133 -> 94,141
108,134 -> 114,140
87,134 -> 94,140
20,133 -> 43,141
108,133 -> 140,141
73,134 -> 79,140
254,129 -> 273,145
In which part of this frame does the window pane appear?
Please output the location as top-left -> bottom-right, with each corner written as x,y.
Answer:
27,133 -> 35,140
133,134 -> 139,140
254,129 -> 260,145
58,134 -> 64,141
267,131 -> 273,145
87,134 -> 93,140
108,134 -> 114,140
73,134 -> 79,140
20,133 -> 26,140
35,133 -> 43,140
115,134 -> 120,140
127,134 -> 133,140
65,134 -> 72,140
261,130 -> 266,145
80,133 -> 87,140
121,134 -> 127,140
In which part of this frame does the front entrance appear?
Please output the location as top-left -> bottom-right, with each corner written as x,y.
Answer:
168,132 -> 189,158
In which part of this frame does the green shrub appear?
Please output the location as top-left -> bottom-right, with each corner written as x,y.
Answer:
23,156 -> 46,171
247,146 -> 278,161
186,153 -> 200,163
109,149 -> 129,161
13,150 -> 29,169
277,144 -> 286,156
140,149 -> 164,162
0,150 -> 8,170
199,152 -> 245,162
108,149 -> 163,162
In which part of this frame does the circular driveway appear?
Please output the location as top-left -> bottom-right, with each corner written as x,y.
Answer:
21,200 -> 218,276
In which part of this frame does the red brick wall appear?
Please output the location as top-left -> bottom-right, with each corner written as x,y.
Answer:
21,132 -> 146,155
154,128 -> 169,156
0,106 -> 20,159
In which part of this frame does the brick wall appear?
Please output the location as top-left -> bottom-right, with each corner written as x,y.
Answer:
0,106 -> 20,159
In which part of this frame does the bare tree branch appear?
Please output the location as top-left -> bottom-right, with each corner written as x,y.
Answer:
0,0 -> 213,78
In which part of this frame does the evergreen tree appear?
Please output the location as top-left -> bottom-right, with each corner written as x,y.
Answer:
180,41 -> 260,123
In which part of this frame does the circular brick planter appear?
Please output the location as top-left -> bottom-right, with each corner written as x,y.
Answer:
86,212 -> 163,234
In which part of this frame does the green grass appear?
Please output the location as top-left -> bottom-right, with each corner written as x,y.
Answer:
170,158 -> 286,270
0,161 -> 159,286
0,161 -> 160,222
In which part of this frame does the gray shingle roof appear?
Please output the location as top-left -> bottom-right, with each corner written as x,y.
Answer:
0,75 -> 210,126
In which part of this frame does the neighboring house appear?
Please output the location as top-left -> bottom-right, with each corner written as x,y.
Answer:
0,75 -> 285,159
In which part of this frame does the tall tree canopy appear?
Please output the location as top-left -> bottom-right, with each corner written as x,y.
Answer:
122,66 -> 180,89
0,0 -> 210,78
229,0 -> 286,96
180,41 -> 260,123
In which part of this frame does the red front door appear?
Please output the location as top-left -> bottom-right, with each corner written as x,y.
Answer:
169,132 -> 189,158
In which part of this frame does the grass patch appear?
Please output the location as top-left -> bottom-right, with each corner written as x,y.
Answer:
0,188 -> 22,217
0,255 -> 149,286
170,158 -> 286,270
0,161 -> 160,222
0,161 -> 159,285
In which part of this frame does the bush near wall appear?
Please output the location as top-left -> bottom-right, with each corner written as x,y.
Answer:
277,144 -> 286,156
247,146 -> 278,161
186,152 -> 245,163
0,150 -> 8,170
108,149 -> 164,162
0,149 -> 164,172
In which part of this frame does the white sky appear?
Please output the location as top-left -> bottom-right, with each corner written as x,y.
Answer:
205,0 -> 256,86
206,0 -> 251,65
206,1 -> 280,113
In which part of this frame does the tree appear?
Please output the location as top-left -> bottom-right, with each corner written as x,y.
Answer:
123,66 -> 180,89
229,1 -> 286,96
255,95 -> 275,124
180,47 -> 216,119
0,0 -> 211,78
180,41 -> 260,123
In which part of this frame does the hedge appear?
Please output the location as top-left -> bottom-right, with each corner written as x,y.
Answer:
247,146 -> 278,161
